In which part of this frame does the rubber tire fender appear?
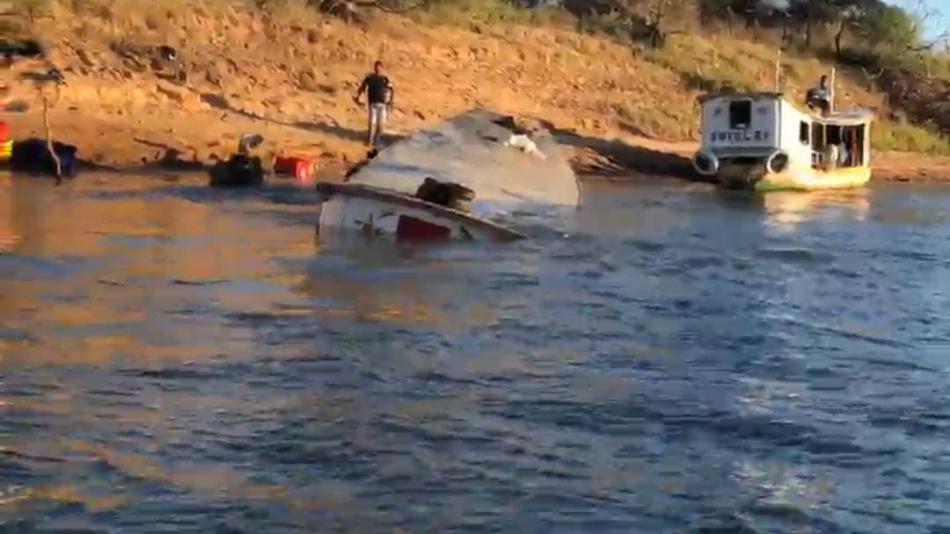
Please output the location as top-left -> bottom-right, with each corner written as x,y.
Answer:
692,150 -> 719,176
766,150 -> 790,174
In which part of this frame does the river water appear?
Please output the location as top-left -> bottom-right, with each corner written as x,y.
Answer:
2,174 -> 950,533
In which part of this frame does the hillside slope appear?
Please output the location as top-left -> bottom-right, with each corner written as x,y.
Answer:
3,0 -> 949,180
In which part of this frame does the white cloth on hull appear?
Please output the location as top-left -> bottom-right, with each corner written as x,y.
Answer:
504,134 -> 546,160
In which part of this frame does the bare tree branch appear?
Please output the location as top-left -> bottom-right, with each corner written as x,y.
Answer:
906,0 -> 950,50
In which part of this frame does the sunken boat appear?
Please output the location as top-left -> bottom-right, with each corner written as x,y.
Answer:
316,109 -> 579,242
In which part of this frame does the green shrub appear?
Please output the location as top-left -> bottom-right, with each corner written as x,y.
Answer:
874,120 -> 950,155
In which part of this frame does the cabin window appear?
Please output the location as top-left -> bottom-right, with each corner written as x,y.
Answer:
809,122 -> 867,169
854,125 -> 866,166
826,125 -> 843,145
810,123 -> 827,169
811,123 -> 826,165
729,100 -> 752,129
799,121 -> 810,144
838,125 -> 865,167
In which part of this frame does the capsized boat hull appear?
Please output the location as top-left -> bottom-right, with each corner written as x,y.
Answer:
316,182 -> 524,242
347,109 -> 579,212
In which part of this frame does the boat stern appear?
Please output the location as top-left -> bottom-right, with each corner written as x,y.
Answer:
692,148 -> 775,191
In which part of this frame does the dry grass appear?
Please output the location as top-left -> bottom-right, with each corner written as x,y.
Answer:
875,120 -> 950,155
411,0 -> 568,28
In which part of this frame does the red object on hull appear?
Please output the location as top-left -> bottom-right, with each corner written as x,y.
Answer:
395,215 -> 451,241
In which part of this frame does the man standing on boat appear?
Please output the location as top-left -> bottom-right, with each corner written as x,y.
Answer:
806,75 -> 831,116
354,61 -> 393,147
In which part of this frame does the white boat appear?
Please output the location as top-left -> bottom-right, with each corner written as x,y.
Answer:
692,91 -> 874,191
316,182 -> 524,242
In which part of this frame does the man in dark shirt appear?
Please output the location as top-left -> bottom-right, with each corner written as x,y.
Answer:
806,74 -> 831,116
354,61 -> 393,147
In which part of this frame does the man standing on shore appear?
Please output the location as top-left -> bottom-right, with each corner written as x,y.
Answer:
354,61 -> 393,147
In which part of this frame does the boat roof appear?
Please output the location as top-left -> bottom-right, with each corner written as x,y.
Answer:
700,91 -> 874,125
819,109 -> 875,126
698,91 -> 784,103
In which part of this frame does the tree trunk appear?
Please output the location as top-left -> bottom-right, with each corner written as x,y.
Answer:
648,0 -> 666,49
834,18 -> 845,60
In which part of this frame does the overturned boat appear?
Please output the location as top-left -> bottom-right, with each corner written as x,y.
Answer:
317,181 -> 524,242
693,91 -> 873,191
316,109 -> 579,241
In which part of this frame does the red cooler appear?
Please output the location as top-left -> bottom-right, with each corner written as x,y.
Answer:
274,156 -> 314,181
0,122 -> 11,162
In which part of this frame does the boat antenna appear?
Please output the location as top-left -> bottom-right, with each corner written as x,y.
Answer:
774,48 -> 783,92
829,67 -> 836,113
